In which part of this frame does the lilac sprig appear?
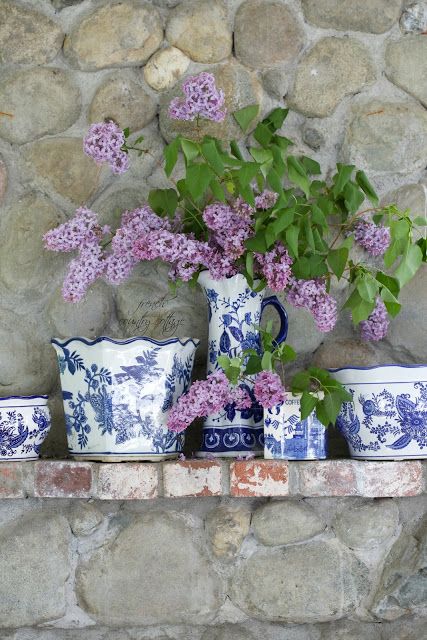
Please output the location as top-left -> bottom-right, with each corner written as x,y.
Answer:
360,297 -> 389,341
83,121 -> 129,175
353,219 -> 391,256
287,278 -> 338,333
168,72 -> 226,123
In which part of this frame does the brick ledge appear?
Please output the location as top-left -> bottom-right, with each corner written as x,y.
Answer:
0,459 -> 425,500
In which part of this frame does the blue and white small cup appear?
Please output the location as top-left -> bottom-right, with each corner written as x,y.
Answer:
0,395 -> 51,461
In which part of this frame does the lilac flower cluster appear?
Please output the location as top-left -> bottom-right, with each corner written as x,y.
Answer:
203,201 -> 253,259
360,297 -> 389,341
83,121 -> 129,175
253,371 -> 285,409
43,207 -> 107,252
62,244 -> 105,303
353,219 -> 391,256
167,371 -> 251,433
287,278 -> 338,333
168,72 -> 226,123
255,244 -> 293,292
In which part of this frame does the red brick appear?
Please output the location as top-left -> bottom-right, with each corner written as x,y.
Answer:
34,461 -> 94,498
163,460 -> 222,497
230,460 -> 289,497
297,460 -> 358,497
358,461 -> 424,497
0,462 -> 27,498
97,463 -> 158,500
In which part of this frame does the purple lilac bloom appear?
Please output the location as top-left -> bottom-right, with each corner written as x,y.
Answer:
255,244 -> 293,292
253,371 -> 285,409
168,72 -> 226,123
287,278 -> 338,333
83,121 -> 129,175
43,207 -> 107,252
360,297 -> 389,341
353,219 -> 391,256
62,244 -> 105,303
167,371 -> 251,433
203,200 -> 254,259
255,190 -> 278,210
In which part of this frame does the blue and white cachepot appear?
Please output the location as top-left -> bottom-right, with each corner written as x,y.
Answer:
197,271 -> 288,458
264,393 -> 327,460
330,365 -> 427,460
52,336 -> 199,461
0,396 -> 51,461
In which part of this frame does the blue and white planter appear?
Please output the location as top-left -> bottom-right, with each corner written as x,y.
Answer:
197,271 -> 288,458
264,393 -> 327,460
330,365 -> 427,460
0,396 -> 51,461
52,336 -> 199,461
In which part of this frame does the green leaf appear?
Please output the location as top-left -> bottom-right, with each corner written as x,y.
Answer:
343,181 -> 365,213
244,355 -> 263,375
413,216 -> 427,226
322,391 -> 345,425
355,170 -> 379,205
311,204 -> 327,228
148,188 -> 178,216
328,247 -> 349,280
301,156 -> 321,175
230,140 -> 244,160
304,217 -> 316,251
267,167 -> 283,194
343,289 -> 376,324
164,137 -> 180,177
383,237 -> 408,269
271,208 -> 295,235
286,224 -> 300,258
217,355 -> 231,371
261,351 -> 273,370
265,107 -> 288,131
277,343 -> 296,363
287,156 -> 310,198
332,163 -> 355,198
254,122 -> 274,147
185,164 -> 214,201
394,243 -> 423,287
233,104 -> 259,132
133,135 -> 144,145
375,271 -> 400,298
246,251 -> 254,282
417,237 -> 427,261
123,127 -> 130,138
201,139 -> 224,175
291,371 -> 311,393
180,138 -> 199,163
237,162 -> 260,187
300,391 -> 318,420
357,275 -> 378,302
380,287 -> 401,318
392,218 -> 410,240
239,182 -> 256,207
245,233 -> 268,253
209,178 -> 226,202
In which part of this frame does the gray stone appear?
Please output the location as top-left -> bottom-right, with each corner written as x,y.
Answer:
201,625 -> 255,640
41,391 -> 68,459
289,38 -> 375,118
77,512 -> 224,625
93,188 -> 148,230
333,501 -> 399,550
144,47 -> 191,92
342,100 -> 427,174
0,68 -> 81,145
0,1 -> 63,65
400,2 -> 427,34
0,154 -> 7,204
268,296 -> 325,356
0,193 -> 65,295
319,620 -> 382,639
386,36 -> 427,108
252,501 -> 325,546
51,0 -> 85,7
47,281 -> 113,339
166,0 -> 232,64
302,126 -> 325,151
64,2 -> 163,71
313,339 -> 379,369
262,69 -> 289,99
69,501 -> 104,536
0,514 -> 70,627
230,540 -> 369,623
26,138 -> 102,205
301,0 -> 402,33
234,0 -> 304,69
205,506 -> 250,560
0,310 -> 58,396
89,73 -> 157,131
159,59 -> 264,143
380,617 -> 427,639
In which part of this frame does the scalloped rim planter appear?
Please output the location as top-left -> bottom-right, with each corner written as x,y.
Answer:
330,364 -> 427,461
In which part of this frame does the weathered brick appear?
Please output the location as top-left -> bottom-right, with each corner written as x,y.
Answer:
297,460 -> 358,497
0,462 -> 27,498
230,460 -> 289,497
163,460 -> 222,497
97,463 -> 158,500
357,461 -> 424,497
34,460 -> 94,498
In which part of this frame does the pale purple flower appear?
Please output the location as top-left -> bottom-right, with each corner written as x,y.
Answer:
253,371 -> 285,409
255,244 -> 293,292
168,72 -> 226,123
203,200 -> 254,259
255,190 -> 278,210
353,219 -> 391,256
43,207 -> 107,252
287,278 -> 337,333
83,120 -> 129,174
62,243 -> 105,303
360,297 -> 389,341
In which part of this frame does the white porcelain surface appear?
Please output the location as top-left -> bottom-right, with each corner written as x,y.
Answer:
0,395 -> 51,460
330,365 -> 427,460
52,336 -> 198,461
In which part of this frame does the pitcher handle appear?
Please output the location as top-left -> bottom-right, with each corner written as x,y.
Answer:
261,296 -> 288,346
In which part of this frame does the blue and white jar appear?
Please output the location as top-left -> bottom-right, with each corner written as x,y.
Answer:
0,396 -> 51,461
264,393 -> 327,460
52,336 -> 199,461
197,271 -> 288,458
330,364 -> 427,460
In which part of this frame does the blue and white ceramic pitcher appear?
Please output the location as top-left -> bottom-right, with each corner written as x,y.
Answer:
197,271 -> 288,457
52,336 -> 199,461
